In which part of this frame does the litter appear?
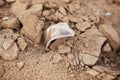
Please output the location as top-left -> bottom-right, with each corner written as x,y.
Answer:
44,22 -> 75,49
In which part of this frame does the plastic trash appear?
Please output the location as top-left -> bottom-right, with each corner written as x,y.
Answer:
44,22 -> 75,49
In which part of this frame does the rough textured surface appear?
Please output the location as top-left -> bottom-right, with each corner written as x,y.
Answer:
11,0 -> 30,16
1,17 -> 20,29
19,13 -> 44,43
76,27 -> 106,65
0,0 -> 120,80
17,37 -> 27,50
0,29 -> 19,61
99,24 -> 120,50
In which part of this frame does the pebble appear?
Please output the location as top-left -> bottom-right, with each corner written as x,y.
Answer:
53,53 -> 63,63
16,61 -> 24,69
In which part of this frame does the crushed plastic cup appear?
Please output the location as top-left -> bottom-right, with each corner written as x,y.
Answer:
44,22 -> 75,49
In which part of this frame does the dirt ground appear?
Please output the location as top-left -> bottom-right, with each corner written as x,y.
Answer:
0,0 -> 120,80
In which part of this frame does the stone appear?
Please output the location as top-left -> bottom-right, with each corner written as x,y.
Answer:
0,0 -> 4,6
11,0 -> 30,16
58,45 -> 71,54
16,61 -> 24,69
80,53 -> 99,66
0,29 -> 19,61
25,4 -> 43,16
69,16 -> 78,23
92,66 -> 104,73
59,7 -> 67,15
19,13 -> 44,43
53,53 -> 63,63
42,10 -> 51,16
3,38 -> 14,50
99,24 -> 120,50
86,69 -> 99,76
76,21 -> 91,32
77,27 -> 106,66
2,17 -> 20,29
17,37 -> 27,50
103,43 -> 112,52
0,42 -> 19,61
6,0 -> 16,3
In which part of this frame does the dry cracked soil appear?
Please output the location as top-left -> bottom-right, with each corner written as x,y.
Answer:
0,0 -> 120,80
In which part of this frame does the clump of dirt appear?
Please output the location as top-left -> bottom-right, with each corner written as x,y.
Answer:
0,0 -> 120,80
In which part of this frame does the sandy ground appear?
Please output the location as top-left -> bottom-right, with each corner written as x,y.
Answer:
0,0 -> 120,80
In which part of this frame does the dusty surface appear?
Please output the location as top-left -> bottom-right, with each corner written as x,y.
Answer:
0,0 -> 120,80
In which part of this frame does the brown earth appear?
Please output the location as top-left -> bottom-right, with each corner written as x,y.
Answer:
0,0 -> 120,80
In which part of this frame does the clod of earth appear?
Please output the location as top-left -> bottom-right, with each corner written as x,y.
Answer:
77,27 -> 106,66
0,42 -> 19,61
59,6 -> 67,15
19,13 -> 44,43
16,61 -> 24,69
20,4 -> 43,16
11,0 -> 30,16
17,37 -> 27,50
44,22 -> 75,49
76,21 -> 91,32
0,29 -> 19,61
1,17 -> 20,29
3,38 -> 14,50
103,43 -> 112,52
99,24 -> 120,50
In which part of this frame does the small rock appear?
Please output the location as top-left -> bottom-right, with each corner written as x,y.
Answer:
69,16 -> 78,23
3,38 -> 14,50
11,0 -> 30,16
6,0 -> 16,3
53,53 -> 63,63
16,61 -> 24,69
17,37 -> 27,50
77,27 -> 106,66
80,53 -> 99,66
76,21 -> 91,32
103,43 -> 112,52
19,13 -> 44,43
25,4 -> 43,16
86,69 -> 99,76
59,7 -> 67,15
92,66 -> 104,73
0,65 -> 4,78
2,17 -> 20,29
0,42 -> 19,61
42,10 -> 51,16
99,24 -> 120,50
58,45 -> 71,54
0,0 -> 4,6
